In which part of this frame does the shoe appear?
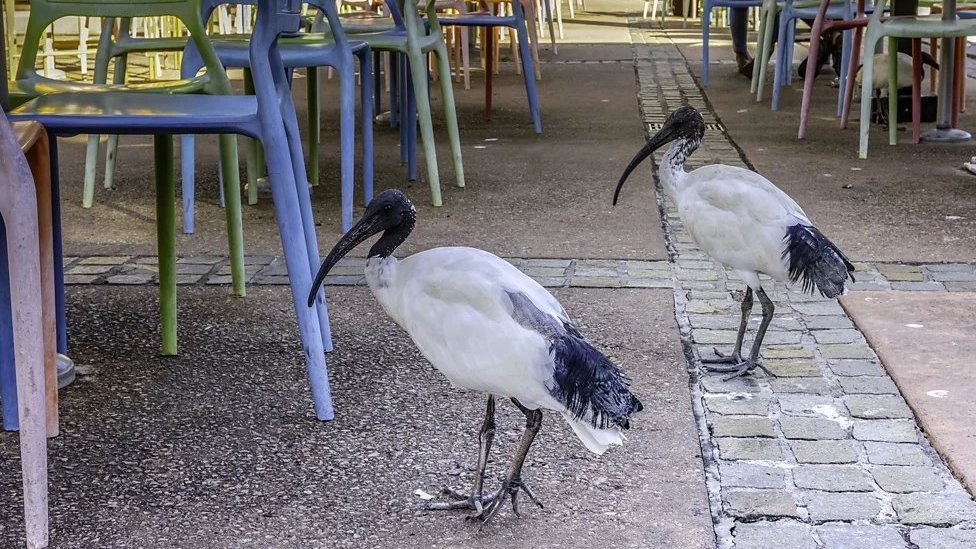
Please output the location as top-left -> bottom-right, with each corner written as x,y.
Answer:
736,52 -> 754,78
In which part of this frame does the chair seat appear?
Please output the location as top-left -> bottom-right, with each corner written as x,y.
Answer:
14,73 -> 210,97
332,14 -> 398,33
438,13 -> 519,27
878,14 -> 976,38
208,35 -> 369,68
9,92 -> 260,137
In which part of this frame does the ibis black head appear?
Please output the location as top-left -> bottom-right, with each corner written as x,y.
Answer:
307,189 -> 416,306
613,106 -> 705,205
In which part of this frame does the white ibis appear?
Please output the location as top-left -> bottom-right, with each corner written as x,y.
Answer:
307,189 -> 643,523
614,106 -> 855,379
855,52 -> 939,126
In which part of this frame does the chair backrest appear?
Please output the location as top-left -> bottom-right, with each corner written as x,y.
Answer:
17,0 -> 233,94
202,0 -> 351,48
383,0 -> 442,32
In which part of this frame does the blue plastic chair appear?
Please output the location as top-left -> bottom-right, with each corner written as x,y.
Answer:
182,0 -> 374,232
7,0 -> 338,421
437,0 -> 543,133
771,0 -> 855,110
702,0 -> 763,87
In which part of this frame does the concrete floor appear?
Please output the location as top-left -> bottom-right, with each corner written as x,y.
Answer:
0,286 -> 712,548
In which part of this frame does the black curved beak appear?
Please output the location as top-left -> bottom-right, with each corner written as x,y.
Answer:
612,124 -> 678,206
306,212 -> 386,307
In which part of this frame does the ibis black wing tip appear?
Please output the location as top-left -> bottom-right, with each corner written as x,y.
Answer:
306,266 -> 327,308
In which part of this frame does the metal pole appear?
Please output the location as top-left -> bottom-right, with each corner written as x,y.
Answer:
1,3 -> 9,112
921,0 -> 971,141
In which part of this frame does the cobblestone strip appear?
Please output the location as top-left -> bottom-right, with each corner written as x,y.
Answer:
629,18 -> 976,549
60,255 -> 674,290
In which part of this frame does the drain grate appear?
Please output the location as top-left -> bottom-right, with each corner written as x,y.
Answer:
646,122 -> 724,132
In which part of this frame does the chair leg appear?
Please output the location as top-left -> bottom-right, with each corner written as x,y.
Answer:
102,55 -> 127,192
486,28 -> 495,121
888,36 -> 898,147
306,66 -> 320,188
154,135 -> 178,356
929,38 -> 937,94
837,27 -> 852,118
912,38 -> 922,144
407,44 -> 443,205
461,26 -> 472,89
755,2 -> 777,100
515,20 -> 543,133
434,42 -> 466,189
859,30 -> 880,158
771,12 -> 789,110
243,68 -> 262,205
798,1 -> 829,139
358,49 -> 375,205
702,4 -> 711,87
218,134 -> 246,298
841,25 -> 862,129
337,61 -> 356,232
180,136 -> 196,235
81,135 -> 100,208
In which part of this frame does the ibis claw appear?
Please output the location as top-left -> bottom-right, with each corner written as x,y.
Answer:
475,476 -> 543,527
701,347 -> 742,364
703,358 -> 772,380
425,486 -> 501,515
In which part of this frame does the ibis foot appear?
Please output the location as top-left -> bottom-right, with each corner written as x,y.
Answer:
704,358 -> 773,381
701,347 -> 742,364
425,485 -> 503,514
476,475 -> 543,525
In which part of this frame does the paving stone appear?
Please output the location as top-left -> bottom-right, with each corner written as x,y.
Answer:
177,255 -> 224,265
624,278 -> 671,288
764,359 -> 821,377
844,395 -> 914,419
79,255 -> 130,265
216,265 -> 263,276
724,490 -> 800,519
927,271 -> 976,282
812,329 -> 865,345
700,374 -> 762,394
761,345 -> 813,359
777,395 -> 837,416
717,438 -> 784,461
864,442 -> 931,466
534,277 -> 567,288
252,275 -> 290,285
828,359 -> 886,377
525,258 -> 572,268
720,461 -> 789,489
890,282 -> 946,291
64,274 -> 99,284
791,440 -> 857,463
838,376 -> 899,395
769,377 -> 832,395
733,521 -> 816,549
176,274 -> 204,285
910,527 -> 976,548
945,281 -> 976,292
243,255 -> 275,266
848,281 -> 891,291
66,264 -> 114,275
792,465 -> 874,492
686,300 -> 733,314
704,394 -> 772,415
175,263 -> 214,275
892,493 -> 976,526
791,301 -> 846,316
573,265 -> 618,277
779,416 -> 849,440
877,263 -> 923,279
816,524 -> 908,549
570,276 -> 623,288
805,492 -> 883,522
804,315 -> 856,330
520,266 -> 569,277
822,344 -> 877,360
710,416 -> 776,438
853,420 -> 918,443
920,263 -> 973,272
105,274 -> 153,285
871,466 -> 945,493
694,329 -> 741,345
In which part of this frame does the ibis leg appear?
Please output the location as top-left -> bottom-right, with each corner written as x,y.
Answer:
702,287 -> 752,365
427,395 -> 500,513
705,287 -> 775,380
475,398 -> 544,524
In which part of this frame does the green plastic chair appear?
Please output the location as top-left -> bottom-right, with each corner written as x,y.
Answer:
14,0 -> 248,353
858,0 -> 976,157
354,0 -> 465,205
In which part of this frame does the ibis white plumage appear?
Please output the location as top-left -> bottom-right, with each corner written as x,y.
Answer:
614,106 -> 855,379
307,189 -> 643,523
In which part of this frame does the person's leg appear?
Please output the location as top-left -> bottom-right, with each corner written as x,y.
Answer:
730,7 -> 752,76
